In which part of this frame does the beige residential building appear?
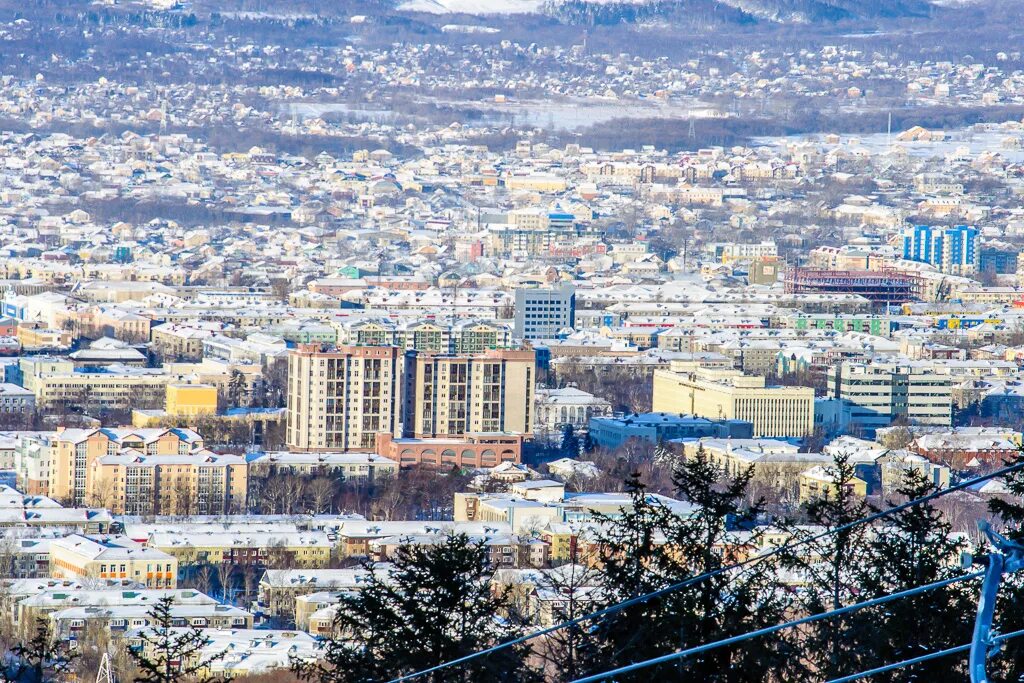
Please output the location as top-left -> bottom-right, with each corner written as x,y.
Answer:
18,355 -> 171,411
50,535 -> 178,588
150,324 -> 221,361
406,349 -> 535,438
286,344 -> 403,452
88,449 -> 247,516
48,427 -> 204,506
653,362 -> 815,437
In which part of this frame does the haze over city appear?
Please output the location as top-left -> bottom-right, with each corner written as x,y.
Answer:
1,0 -> 1024,681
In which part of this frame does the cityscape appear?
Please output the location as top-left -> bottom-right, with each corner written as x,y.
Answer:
2,0 -> 1024,681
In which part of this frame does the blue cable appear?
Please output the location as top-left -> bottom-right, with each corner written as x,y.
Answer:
569,570 -> 985,683
825,627 -> 1024,683
385,459 -> 1024,683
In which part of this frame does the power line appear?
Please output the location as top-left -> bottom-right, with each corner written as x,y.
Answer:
825,627 -> 1024,683
569,571 -> 985,683
385,459 -> 1024,683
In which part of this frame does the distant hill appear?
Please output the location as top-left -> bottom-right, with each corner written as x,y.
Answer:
397,0 -> 938,23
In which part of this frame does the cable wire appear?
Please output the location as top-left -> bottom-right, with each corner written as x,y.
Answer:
569,570 -> 984,683
825,627 -> 1024,683
386,458 -> 1024,683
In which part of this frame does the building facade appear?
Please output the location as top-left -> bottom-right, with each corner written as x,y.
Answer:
826,361 -> 954,432
902,224 -> 980,275
405,348 -> 535,438
652,364 -> 815,438
513,286 -> 576,340
286,344 -> 403,452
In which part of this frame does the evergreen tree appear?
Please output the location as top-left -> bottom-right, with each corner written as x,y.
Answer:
0,618 -> 76,683
291,533 -> 539,683
851,467 -> 974,681
126,596 -> 228,683
591,449 -> 803,682
781,451 -> 874,680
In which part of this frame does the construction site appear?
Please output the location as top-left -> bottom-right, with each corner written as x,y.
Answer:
784,268 -> 923,308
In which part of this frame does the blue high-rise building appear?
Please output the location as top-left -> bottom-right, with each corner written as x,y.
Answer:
902,224 -> 979,274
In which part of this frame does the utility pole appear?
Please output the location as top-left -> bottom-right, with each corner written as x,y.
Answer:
96,653 -> 114,683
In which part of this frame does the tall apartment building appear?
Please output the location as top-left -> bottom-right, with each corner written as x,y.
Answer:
902,224 -> 979,275
827,360 -> 953,432
652,363 -> 815,438
513,286 -> 575,340
336,318 -> 511,354
286,344 -> 403,452
405,349 -> 535,438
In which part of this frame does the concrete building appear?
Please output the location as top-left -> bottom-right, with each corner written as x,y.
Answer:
247,451 -> 398,481
826,360 -> 954,432
405,349 -> 535,438
902,224 -> 980,275
164,383 -> 218,418
43,427 -> 204,506
88,449 -> 247,516
50,535 -> 178,588
653,363 -> 815,438
514,286 -> 575,340
286,344 -> 403,452
0,383 -> 34,414
375,432 -> 523,468
798,465 -> 868,503
534,387 -> 612,434
589,412 -> 753,449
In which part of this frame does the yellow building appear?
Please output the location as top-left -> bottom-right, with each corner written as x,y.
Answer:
148,532 -> 332,569
798,466 -> 868,503
150,324 -> 217,361
50,535 -> 178,588
49,427 -> 205,506
653,363 -> 814,437
88,449 -> 247,516
165,383 -> 218,417
17,324 -> 72,350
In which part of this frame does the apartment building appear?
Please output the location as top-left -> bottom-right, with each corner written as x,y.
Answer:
798,465 -> 868,503
826,360 -> 954,432
247,451 -> 398,481
652,363 -> 815,438
50,535 -> 178,588
55,603 -> 251,641
405,348 -> 535,438
149,323 -> 223,361
286,344 -> 403,452
17,356 -> 171,411
0,383 -> 34,414
149,531 -> 332,569
258,568 -> 380,621
17,588 -> 217,631
89,449 -> 247,516
43,427 -> 204,506
902,224 -> 980,275
336,318 -> 511,354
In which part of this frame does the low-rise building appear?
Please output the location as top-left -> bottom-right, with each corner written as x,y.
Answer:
50,535 -> 178,588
